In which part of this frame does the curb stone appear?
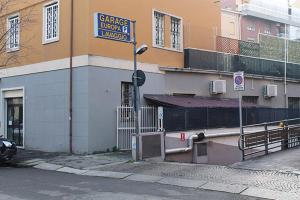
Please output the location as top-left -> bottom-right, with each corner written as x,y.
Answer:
125,174 -> 163,183
200,182 -> 247,194
57,167 -> 88,175
158,177 -> 207,188
19,159 -> 46,167
34,163 -> 63,171
83,170 -> 132,179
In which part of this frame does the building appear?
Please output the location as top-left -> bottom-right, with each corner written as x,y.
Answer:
221,0 -> 290,42
0,0 -> 220,153
2,0 -> 300,154
290,0 -> 300,40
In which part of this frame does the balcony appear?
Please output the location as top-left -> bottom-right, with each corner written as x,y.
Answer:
184,48 -> 300,80
238,3 -> 300,27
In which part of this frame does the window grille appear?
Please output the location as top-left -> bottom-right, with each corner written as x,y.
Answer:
121,82 -> 133,106
7,15 -> 20,50
44,2 -> 59,42
154,12 -> 164,47
171,17 -> 181,50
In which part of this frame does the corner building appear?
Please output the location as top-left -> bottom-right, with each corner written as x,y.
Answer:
0,0 -> 298,153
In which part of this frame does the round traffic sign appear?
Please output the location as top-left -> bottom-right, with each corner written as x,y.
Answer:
132,70 -> 146,87
235,75 -> 244,85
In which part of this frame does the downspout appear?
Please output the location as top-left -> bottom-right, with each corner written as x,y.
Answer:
69,0 -> 74,154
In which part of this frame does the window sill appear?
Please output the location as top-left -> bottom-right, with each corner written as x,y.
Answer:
152,44 -> 183,53
6,47 -> 20,53
42,38 -> 59,45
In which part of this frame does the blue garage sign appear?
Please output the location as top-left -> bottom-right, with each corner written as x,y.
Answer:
94,13 -> 131,43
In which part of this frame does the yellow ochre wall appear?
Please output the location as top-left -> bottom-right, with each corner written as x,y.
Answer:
1,0 -> 220,69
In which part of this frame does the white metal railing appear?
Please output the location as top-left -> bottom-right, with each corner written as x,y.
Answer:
117,106 -> 160,150
239,3 -> 300,25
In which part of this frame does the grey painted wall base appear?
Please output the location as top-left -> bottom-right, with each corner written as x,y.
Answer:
0,65 -> 299,154
0,66 -> 165,154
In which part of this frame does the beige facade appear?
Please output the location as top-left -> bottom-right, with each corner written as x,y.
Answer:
1,0 -> 221,70
221,10 -> 240,40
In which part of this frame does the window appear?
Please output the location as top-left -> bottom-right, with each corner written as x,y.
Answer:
229,21 -> 235,36
247,24 -> 255,31
288,97 -> 300,110
121,82 -> 133,106
154,11 -> 164,47
7,15 -> 20,51
242,96 -> 258,104
264,25 -> 271,34
171,17 -> 181,50
43,2 -> 59,43
264,29 -> 271,34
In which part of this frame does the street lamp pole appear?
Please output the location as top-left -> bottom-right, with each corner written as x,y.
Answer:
132,20 -> 140,161
284,23 -> 288,120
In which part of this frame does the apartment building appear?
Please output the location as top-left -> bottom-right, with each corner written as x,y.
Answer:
2,0 -> 300,154
221,0 -> 289,41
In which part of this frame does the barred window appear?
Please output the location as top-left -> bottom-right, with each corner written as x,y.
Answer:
121,82 -> 133,106
171,17 -> 181,50
288,97 -> 300,110
242,96 -> 258,104
154,12 -> 164,47
43,2 -> 59,43
7,15 -> 20,51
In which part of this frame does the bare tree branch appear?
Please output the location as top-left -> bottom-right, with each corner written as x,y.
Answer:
0,0 -> 35,68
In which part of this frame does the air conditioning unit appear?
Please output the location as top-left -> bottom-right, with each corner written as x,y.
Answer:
264,84 -> 278,98
210,80 -> 226,95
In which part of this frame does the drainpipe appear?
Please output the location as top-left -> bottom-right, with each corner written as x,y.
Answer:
69,0 -> 74,154
165,133 -> 205,154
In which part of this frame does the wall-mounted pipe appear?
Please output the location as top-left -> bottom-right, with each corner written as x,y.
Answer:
69,0 -> 74,154
165,133 -> 204,154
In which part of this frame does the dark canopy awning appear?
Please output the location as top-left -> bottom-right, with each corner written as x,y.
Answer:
144,94 -> 261,108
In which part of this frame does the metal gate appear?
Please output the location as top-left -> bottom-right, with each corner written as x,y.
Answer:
117,106 -> 159,150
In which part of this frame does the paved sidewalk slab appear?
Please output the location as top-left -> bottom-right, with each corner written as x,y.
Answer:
34,163 -> 62,171
241,187 -> 299,200
57,167 -> 88,175
158,177 -> 207,188
200,182 -> 247,194
125,174 -> 163,183
83,170 -> 132,179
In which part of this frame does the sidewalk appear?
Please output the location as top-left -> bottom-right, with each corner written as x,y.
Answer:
16,150 -> 131,169
12,148 -> 300,200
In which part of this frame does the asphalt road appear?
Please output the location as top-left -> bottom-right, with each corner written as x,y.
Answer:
0,166 -> 265,200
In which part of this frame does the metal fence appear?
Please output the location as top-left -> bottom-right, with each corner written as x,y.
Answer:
239,118 -> 300,160
216,36 -> 260,57
163,107 -> 300,132
117,106 -> 158,150
184,48 -> 300,80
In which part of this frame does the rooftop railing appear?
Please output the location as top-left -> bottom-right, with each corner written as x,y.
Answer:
238,3 -> 300,26
184,48 -> 300,80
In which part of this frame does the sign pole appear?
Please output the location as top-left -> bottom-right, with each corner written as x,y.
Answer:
239,91 -> 242,138
234,71 -> 245,160
238,91 -> 245,160
132,20 -> 140,161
